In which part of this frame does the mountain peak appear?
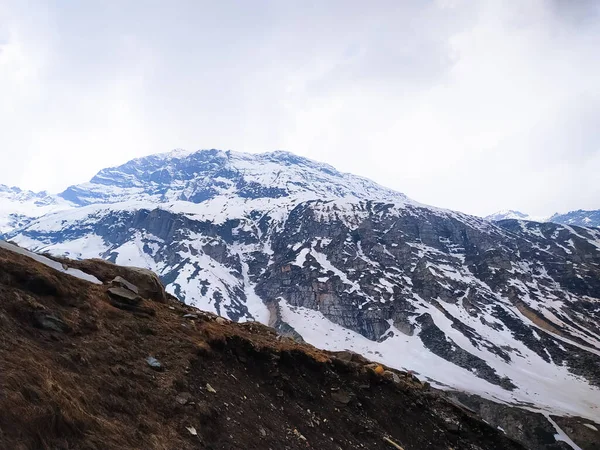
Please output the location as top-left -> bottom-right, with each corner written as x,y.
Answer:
485,210 -> 549,223
58,149 -> 409,208
485,210 -> 531,221
157,147 -> 198,160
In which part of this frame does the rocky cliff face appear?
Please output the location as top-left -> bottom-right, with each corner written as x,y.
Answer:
4,149 -> 600,438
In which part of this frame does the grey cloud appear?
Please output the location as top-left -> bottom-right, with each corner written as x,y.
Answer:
0,0 -> 599,217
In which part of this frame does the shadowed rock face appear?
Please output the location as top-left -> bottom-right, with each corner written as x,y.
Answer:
4,149 -> 600,433
256,203 -> 600,388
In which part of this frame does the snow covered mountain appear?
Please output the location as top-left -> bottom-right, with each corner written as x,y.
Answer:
485,210 -> 546,222
485,210 -> 531,221
59,149 -> 407,207
549,209 -> 600,228
0,184 -> 71,234
4,149 -> 600,427
486,208 -> 600,228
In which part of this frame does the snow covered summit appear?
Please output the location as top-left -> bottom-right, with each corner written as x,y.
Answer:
58,149 -> 409,207
485,210 -> 532,221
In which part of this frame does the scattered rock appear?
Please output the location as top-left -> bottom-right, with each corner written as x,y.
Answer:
146,356 -> 163,371
65,258 -> 167,303
176,392 -> 192,405
331,390 -> 352,404
383,370 -> 402,384
444,419 -> 461,432
122,266 -> 167,303
206,383 -> 217,394
333,350 -> 356,362
33,311 -> 70,333
33,311 -> 71,333
110,276 -> 139,295
186,426 -> 197,436
183,314 -> 198,319
383,436 -> 405,449
215,316 -> 228,325
195,400 -> 217,419
293,428 -> 307,441
259,426 -> 267,437
107,286 -> 141,304
107,285 -> 156,315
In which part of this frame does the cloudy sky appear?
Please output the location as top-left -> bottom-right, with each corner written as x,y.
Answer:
1,0 -> 599,217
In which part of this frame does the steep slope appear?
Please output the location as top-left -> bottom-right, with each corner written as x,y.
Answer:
0,241 -> 528,450
5,149 -> 600,432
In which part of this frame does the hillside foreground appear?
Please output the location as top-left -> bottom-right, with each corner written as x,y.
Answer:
0,241 -> 537,450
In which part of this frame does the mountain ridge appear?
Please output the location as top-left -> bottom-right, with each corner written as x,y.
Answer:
6,149 -> 597,230
549,209 -> 600,228
486,209 -> 600,228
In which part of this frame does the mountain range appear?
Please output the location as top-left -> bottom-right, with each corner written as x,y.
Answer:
486,209 -> 600,228
2,149 -> 600,447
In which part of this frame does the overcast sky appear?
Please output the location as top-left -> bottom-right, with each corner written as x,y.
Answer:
1,0 -> 599,217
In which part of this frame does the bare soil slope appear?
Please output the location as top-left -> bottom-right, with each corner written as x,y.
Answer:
0,245 -> 525,450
